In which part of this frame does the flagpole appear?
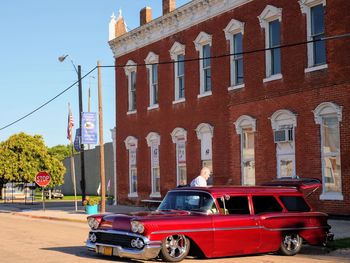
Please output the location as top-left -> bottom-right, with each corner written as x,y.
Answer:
97,60 -> 106,213
68,102 -> 78,211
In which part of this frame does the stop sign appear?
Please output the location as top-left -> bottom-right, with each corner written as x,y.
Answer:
35,171 -> 51,187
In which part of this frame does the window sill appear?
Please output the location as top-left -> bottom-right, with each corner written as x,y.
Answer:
127,110 -> 136,115
228,83 -> 245,91
197,91 -> 212,98
147,104 -> 159,111
150,193 -> 161,198
172,98 -> 186,105
320,192 -> 344,201
263,73 -> 283,83
128,193 -> 138,198
304,64 -> 328,73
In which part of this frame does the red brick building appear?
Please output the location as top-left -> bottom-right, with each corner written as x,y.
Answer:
109,0 -> 350,215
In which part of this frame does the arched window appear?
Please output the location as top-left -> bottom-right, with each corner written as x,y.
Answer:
258,5 -> 283,82
194,32 -> 212,97
235,115 -> 256,185
270,109 -> 297,178
313,102 -> 343,200
145,52 -> 159,109
171,127 -> 187,186
124,136 -> 138,197
146,132 -> 161,197
124,60 -> 137,114
195,123 -> 214,183
224,19 -> 245,90
169,42 -> 186,103
299,0 -> 327,72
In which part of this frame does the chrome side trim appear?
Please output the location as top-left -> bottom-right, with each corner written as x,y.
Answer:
262,225 -> 329,232
152,226 -> 261,235
152,225 -> 328,235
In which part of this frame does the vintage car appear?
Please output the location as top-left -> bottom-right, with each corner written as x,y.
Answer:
44,189 -> 64,199
86,179 -> 333,262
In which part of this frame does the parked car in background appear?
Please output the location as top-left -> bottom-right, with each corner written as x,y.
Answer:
44,189 -> 64,199
86,179 -> 333,262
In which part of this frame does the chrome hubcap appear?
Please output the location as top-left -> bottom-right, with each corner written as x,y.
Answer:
165,235 -> 187,258
283,234 -> 300,251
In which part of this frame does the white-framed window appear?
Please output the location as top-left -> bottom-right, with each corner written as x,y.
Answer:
124,136 -> 138,197
194,32 -> 212,97
146,132 -> 161,198
313,102 -> 343,200
235,115 -> 256,185
169,42 -> 186,103
195,123 -> 214,184
124,60 -> 137,114
258,5 -> 283,82
171,127 -> 187,186
145,52 -> 159,110
299,0 -> 327,72
270,110 -> 297,178
224,19 -> 245,90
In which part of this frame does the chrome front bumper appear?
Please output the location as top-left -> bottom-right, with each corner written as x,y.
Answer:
86,240 -> 161,260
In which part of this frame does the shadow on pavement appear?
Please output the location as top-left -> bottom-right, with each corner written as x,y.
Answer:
41,246 -> 148,263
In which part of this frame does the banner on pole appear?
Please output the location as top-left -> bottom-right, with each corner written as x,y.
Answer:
74,128 -> 81,152
82,112 -> 97,144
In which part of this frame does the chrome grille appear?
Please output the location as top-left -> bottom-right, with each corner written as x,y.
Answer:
95,232 -> 133,248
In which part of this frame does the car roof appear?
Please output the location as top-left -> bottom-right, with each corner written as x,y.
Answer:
171,185 -> 301,195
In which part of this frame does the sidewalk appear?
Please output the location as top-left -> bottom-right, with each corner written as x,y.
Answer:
0,200 -> 349,240
0,200 -> 144,223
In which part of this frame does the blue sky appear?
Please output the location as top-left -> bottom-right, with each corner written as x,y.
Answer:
0,0 -> 189,147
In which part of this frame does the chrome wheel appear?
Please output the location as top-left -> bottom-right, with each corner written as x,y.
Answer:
160,234 -> 190,262
279,233 -> 303,256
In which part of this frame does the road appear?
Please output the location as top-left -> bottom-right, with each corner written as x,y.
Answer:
0,212 -> 348,263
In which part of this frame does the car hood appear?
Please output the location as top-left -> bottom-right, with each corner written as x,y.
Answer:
99,210 -> 193,231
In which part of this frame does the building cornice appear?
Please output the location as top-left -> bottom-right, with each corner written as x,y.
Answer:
109,0 -> 253,58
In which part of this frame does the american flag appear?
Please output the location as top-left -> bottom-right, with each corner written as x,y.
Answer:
67,103 -> 74,141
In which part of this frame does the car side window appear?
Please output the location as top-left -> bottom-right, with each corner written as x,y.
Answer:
216,196 -> 250,215
252,196 -> 282,214
279,196 -> 310,212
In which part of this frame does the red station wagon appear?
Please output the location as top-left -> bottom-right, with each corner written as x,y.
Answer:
86,179 -> 333,262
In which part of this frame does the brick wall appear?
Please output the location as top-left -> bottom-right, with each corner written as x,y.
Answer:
113,0 -> 350,214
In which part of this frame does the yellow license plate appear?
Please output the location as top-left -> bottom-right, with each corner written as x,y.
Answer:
102,246 -> 113,256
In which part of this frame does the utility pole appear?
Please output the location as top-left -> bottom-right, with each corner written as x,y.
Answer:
58,55 -> 86,202
97,61 -> 106,213
78,65 -> 86,201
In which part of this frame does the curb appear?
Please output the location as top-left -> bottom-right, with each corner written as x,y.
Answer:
10,211 -> 87,224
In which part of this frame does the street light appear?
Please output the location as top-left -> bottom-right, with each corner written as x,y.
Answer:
59,54 -> 86,202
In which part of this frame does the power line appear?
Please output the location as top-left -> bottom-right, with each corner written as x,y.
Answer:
101,32 -> 350,68
0,66 -> 97,131
1,32 -> 349,131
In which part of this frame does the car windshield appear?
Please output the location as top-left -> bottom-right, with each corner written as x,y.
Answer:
158,191 -> 216,213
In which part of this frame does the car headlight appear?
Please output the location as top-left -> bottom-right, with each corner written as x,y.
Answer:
130,221 -> 145,234
88,217 -> 101,229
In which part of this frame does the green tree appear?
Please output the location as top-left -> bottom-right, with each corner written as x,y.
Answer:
0,133 -> 66,186
48,144 -> 75,161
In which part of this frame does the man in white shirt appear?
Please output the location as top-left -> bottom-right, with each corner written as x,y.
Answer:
190,167 -> 211,187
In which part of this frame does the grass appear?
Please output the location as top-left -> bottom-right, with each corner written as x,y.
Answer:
37,195 -> 100,201
327,238 -> 350,250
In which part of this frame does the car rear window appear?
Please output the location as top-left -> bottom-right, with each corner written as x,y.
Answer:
279,196 -> 310,212
252,196 -> 283,214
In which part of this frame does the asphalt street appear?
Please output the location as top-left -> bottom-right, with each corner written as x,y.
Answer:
0,208 -> 349,263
